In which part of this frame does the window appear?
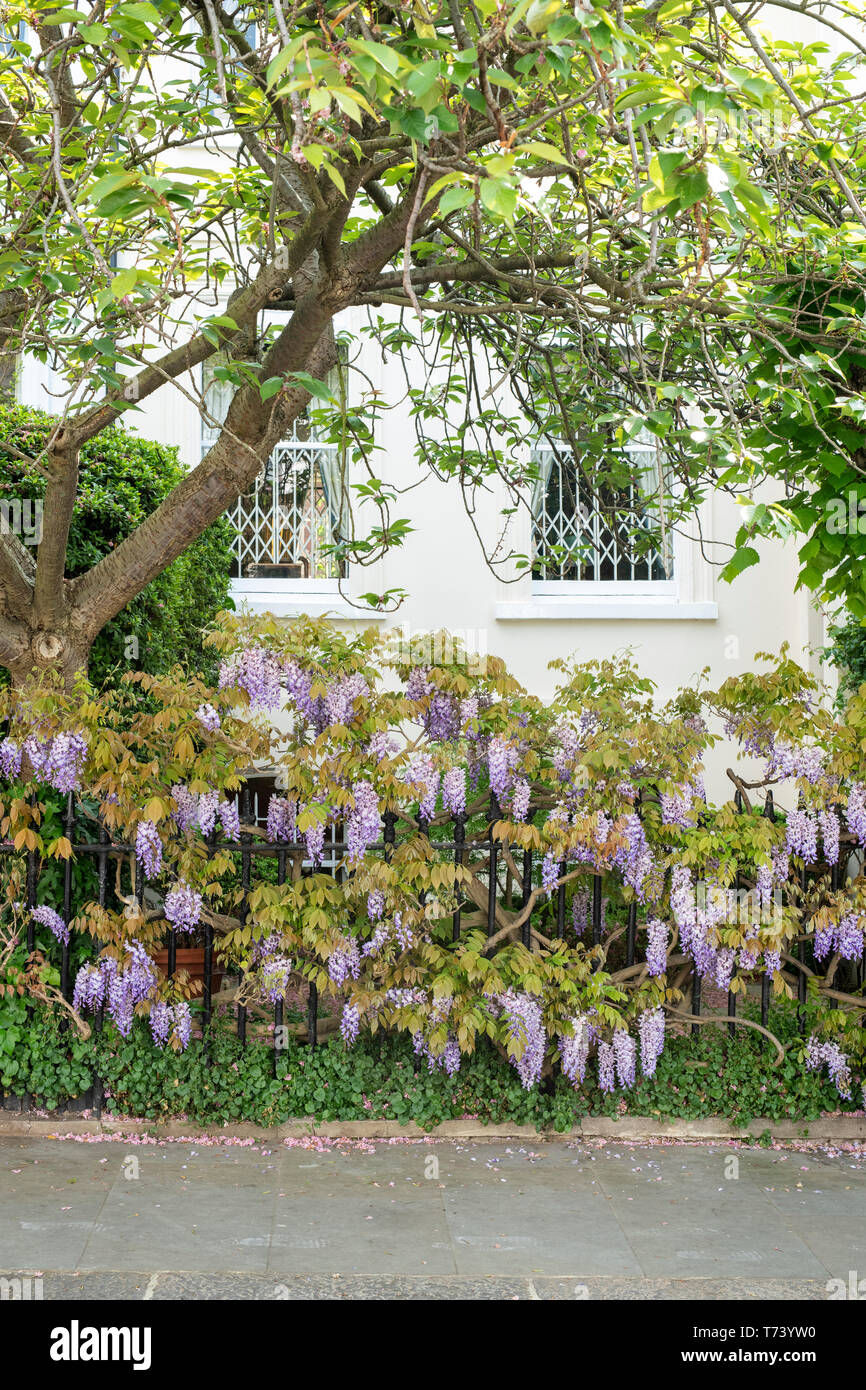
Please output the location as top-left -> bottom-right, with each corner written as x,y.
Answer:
201,361 -> 346,582
531,430 -> 673,587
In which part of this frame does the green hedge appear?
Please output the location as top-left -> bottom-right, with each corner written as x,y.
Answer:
0,1004 -> 856,1133
0,402 -> 235,686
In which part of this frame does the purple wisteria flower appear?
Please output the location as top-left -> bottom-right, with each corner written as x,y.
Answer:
558,1014 -> 591,1086
764,948 -> 782,976
786,808 -> 817,862
612,1028 -> 636,1088
367,889 -> 385,921
487,736 -> 519,800
346,780 -> 380,865
805,1035 -> 852,1098
219,798 -> 240,841
197,790 -> 220,837
135,820 -> 162,879
847,783 -> 866,847
498,989 -> 546,1089
715,948 -> 735,992
218,645 -> 284,710
196,702 -> 221,732
442,767 -> 466,817
73,961 -> 110,1012
261,956 -> 293,1002
510,778 -> 530,822
615,813 -> 653,898
405,753 -> 439,822
0,737 -> 22,779
171,783 -> 199,834
150,1000 -> 192,1050
341,1002 -> 360,1046
638,1007 -> 665,1077
266,795 -> 297,843
327,939 -> 360,987
646,918 -> 669,976
43,732 -> 88,793
818,809 -> 840,866
541,853 -> 560,896
597,1040 -> 616,1093
31,904 -> 69,946
164,880 -> 202,932
305,820 -> 326,866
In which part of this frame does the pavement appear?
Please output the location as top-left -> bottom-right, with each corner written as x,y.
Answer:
1,1134 -> 865,1300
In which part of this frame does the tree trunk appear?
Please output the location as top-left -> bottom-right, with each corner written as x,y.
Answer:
5,626 -> 91,690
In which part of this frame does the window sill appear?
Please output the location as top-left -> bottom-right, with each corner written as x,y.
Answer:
494,597 -> 718,621
229,585 -> 386,621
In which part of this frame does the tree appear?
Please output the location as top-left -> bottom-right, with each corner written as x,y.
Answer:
0,404 -> 235,686
1,0 -> 866,684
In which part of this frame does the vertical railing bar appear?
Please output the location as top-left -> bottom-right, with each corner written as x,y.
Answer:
202,830 -> 215,1049
271,800 -> 286,1069
92,817 -> 110,1120
626,901 -> 637,968
61,790 -> 74,1001
452,812 -> 464,944
761,789 -> 776,1030
487,794 -> 499,938
591,873 -> 602,947
238,787 -> 252,1047
521,839 -> 532,950
798,861 -> 808,1036
25,834 -> 37,951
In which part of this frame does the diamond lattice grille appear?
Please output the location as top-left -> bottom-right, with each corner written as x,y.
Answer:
531,439 -> 672,582
201,371 -> 344,580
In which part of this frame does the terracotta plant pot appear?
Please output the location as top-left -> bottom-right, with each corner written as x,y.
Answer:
153,947 -> 226,999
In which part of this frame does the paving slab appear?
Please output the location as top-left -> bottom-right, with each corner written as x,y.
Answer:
2,1134 -> 865,1298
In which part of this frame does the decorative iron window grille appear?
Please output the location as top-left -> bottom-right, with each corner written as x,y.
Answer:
530,436 -> 673,583
201,365 -> 346,582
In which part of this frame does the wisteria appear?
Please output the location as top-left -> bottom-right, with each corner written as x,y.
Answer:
487,736 -> 519,800
498,989 -> 546,1089
441,766 -> 466,817
260,956 -> 293,1003
597,1040 -> 616,1093
346,781 -> 380,865
30,904 -> 69,946
405,752 -> 439,822
327,939 -> 361,987
135,821 -> 162,879
818,809 -> 840,866
150,1000 -> 192,1051
266,795 -> 297,843
646,918 -> 669,977
846,783 -> 866,848
612,1028 -> 636,1088
558,1015 -> 591,1085
164,880 -> 202,932
219,645 -> 284,711
638,1007 -> 665,1078
341,1002 -> 360,1046
805,1036 -> 852,1099
786,808 -> 818,862
510,778 -> 530,822
10,616 -> 866,1109
196,703 -> 221,732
